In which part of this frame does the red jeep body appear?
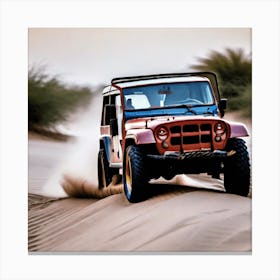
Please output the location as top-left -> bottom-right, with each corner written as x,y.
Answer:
98,72 -> 250,202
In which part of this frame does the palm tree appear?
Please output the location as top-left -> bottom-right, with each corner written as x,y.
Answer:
191,48 -> 251,98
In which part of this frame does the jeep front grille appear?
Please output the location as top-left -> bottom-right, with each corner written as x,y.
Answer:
170,123 -> 212,150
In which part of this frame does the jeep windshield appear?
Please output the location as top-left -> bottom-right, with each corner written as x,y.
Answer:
123,81 -> 215,112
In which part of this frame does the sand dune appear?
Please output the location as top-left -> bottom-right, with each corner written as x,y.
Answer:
28,186 -> 251,252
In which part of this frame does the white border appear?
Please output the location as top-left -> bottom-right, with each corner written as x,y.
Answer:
1,1 -> 279,279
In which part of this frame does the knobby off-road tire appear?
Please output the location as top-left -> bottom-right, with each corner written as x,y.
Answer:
224,138 -> 250,196
123,145 -> 149,203
98,149 -> 112,189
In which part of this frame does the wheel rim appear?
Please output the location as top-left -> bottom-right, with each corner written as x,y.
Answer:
125,154 -> 132,197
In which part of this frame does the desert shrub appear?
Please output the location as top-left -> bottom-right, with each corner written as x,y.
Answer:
191,48 -> 251,114
28,67 -> 92,130
227,84 -> 252,117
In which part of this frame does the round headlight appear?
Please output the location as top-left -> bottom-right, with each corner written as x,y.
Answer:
214,122 -> 226,136
157,127 -> 169,141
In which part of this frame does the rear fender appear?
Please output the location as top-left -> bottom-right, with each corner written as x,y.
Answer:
228,121 -> 249,138
100,136 -> 111,162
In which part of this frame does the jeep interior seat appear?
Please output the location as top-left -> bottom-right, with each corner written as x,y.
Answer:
126,98 -> 135,109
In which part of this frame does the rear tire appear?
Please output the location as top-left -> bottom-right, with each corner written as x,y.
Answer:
224,138 -> 250,196
123,145 -> 148,203
98,149 -> 112,189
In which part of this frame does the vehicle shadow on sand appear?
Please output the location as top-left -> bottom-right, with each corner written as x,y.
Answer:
140,181 -> 225,202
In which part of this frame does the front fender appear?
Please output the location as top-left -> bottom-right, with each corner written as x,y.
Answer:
228,121 -> 249,138
126,129 -> 156,145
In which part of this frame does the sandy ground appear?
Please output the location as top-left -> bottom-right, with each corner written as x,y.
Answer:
29,189 -> 251,252
28,111 -> 252,253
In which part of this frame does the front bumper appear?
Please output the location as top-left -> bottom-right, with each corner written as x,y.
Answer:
147,150 -> 235,161
145,150 -> 236,179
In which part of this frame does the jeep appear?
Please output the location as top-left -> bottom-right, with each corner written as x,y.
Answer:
98,72 -> 250,202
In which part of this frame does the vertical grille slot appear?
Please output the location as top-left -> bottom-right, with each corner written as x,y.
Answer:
170,126 -> 181,134
201,135 -> 211,143
200,124 -> 211,131
171,137 -> 181,145
183,136 -> 199,144
183,124 -> 199,132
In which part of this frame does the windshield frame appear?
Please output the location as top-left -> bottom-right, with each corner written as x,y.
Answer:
121,81 -> 216,112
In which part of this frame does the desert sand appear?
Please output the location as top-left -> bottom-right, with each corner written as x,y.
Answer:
28,155 -> 251,252
29,185 -> 251,252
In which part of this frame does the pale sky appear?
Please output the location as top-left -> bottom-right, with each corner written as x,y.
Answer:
29,28 -> 251,88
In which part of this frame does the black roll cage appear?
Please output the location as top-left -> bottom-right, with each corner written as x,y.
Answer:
111,72 -> 221,102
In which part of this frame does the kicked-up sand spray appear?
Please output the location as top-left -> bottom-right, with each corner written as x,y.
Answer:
41,93 -> 123,198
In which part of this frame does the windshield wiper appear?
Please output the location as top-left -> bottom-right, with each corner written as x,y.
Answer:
166,104 -> 198,115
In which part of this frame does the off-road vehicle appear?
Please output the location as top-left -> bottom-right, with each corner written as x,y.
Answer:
98,72 -> 250,202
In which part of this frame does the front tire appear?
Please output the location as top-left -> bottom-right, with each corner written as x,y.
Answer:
224,138 -> 250,196
123,146 -> 148,203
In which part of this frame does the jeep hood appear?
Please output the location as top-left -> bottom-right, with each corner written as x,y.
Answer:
125,115 -> 222,131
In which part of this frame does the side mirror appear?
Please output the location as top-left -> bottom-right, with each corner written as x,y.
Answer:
219,98 -> 227,117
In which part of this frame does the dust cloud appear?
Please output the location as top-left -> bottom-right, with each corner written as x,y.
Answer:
41,93 -> 113,198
